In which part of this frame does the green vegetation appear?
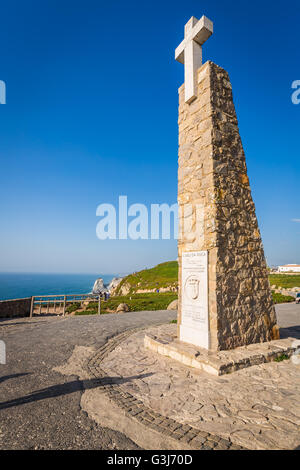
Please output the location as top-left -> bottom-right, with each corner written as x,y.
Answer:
75,292 -> 178,315
113,262 -> 300,296
75,309 -> 99,316
65,302 -> 81,314
114,261 -> 178,295
74,303 -> 100,315
170,319 -> 177,324
103,293 -> 177,312
274,354 -> 289,362
272,292 -> 295,304
269,274 -> 300,289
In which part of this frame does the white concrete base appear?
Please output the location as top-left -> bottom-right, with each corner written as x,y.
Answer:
179,324 -> 209,349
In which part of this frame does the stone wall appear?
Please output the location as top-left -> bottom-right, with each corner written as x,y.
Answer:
178,61 -> 279,351
0,298 -> 31,318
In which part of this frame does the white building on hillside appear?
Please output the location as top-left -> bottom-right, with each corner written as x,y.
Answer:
278,264 -> 300,273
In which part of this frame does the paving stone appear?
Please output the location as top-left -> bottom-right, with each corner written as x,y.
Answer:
214,442 -> 229,450
179,434 -> 194,443
201,445 -> 214,450
190,436 -> 207,446
204,439 -> 218,449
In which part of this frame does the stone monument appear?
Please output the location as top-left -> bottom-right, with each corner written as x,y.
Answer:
175,15 -> 279,351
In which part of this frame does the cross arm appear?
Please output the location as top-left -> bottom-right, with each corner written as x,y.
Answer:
175,15 -> 213,64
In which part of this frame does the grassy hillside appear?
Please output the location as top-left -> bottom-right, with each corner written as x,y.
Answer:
113,261 -> 178,295
113,262 -> 300,296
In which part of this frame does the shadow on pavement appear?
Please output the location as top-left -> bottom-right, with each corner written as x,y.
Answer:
0,373 -> 152,411
0,373 -> 31,385
279,325 -> 300,339
0,318 -> 56,327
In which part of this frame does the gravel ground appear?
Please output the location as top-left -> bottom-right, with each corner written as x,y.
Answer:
0,310 -> 176,449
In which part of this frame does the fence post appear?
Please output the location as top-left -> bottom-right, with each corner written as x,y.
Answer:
98,295 -> 101,315
63,295 -> 66,316
30,296 -> 34,318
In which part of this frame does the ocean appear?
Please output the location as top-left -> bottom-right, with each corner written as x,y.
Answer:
0,273 -> 115,301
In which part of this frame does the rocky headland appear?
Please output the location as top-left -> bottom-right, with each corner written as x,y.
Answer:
92,276 -> 123,295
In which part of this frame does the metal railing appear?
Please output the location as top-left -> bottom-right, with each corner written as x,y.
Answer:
30,293 -> 102,317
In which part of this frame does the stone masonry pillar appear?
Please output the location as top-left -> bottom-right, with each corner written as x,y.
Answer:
177,61 -> 279,351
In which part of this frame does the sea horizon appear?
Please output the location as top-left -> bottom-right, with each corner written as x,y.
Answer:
0,272 -> 121,301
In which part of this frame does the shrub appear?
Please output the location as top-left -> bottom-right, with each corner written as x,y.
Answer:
66,302 -> 81,313
274,354 -> 289,362
75,309 -> 98,316
272,292 -> 294,304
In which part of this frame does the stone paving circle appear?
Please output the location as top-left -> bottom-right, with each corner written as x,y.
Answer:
87,324 -> 300,450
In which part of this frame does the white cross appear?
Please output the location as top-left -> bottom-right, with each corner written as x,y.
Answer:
175,16 -> 213,104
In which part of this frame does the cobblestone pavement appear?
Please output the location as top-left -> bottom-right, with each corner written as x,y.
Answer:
87,329 -> 241,450
97,306 -> 300,450
0,310 -> 176,449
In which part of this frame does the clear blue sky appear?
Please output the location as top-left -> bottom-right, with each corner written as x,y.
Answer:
0,0 -> 299,274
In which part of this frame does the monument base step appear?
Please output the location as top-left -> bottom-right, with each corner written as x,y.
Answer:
144,325 -> 298,376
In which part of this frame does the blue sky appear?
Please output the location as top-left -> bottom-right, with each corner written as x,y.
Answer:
0,0 -> 299,274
